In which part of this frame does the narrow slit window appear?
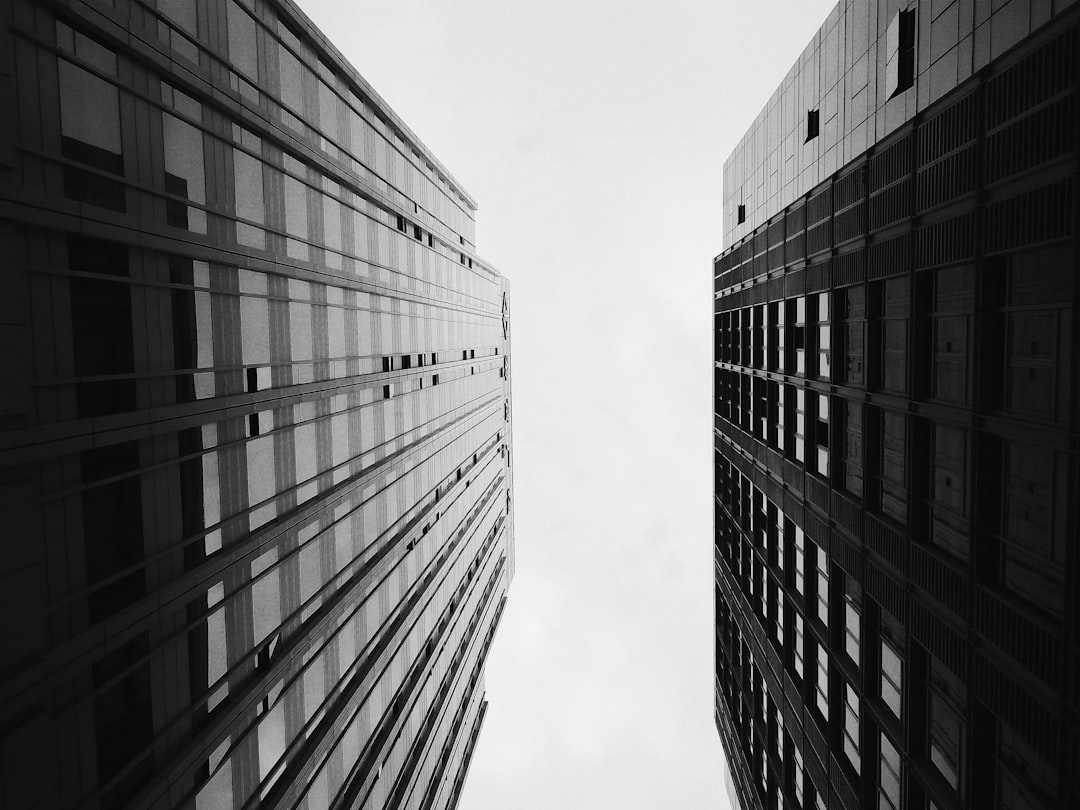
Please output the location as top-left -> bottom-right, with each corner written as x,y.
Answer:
806,108 -> 820,141
886,8 -> 917,97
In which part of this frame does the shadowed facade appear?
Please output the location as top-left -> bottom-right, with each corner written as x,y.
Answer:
713,1 -> 1078,809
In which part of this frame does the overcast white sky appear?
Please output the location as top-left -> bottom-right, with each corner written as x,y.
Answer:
300,1 -> 837,806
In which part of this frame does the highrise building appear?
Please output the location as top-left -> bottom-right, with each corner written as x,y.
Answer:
713,2 -> 1076,809
0,1 -> 514,809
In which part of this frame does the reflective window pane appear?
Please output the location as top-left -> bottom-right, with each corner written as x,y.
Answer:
278,43 -> 303,112
234,149 -> 265,223
227,0 -> 258,79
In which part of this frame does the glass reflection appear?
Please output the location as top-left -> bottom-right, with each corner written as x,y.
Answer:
163,114 -> 206,231
278,43 -> 303,112
227,0 -> 258,79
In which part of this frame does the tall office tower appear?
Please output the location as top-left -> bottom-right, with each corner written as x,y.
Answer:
0,1 -> 514,809
712,1 -> 1077,809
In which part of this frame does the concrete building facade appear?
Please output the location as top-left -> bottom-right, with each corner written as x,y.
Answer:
713,1 -> 1077,809
0,1 -> 514,809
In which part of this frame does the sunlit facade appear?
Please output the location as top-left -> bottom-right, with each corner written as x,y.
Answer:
0,1 -> 514,809
713,2 -> 1077,809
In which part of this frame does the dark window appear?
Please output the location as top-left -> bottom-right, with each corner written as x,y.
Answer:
737,204 -> 746,224
989,247 -> 1070,419
930,266 -> 974,403
81,442 -> 145,623
999,442 -> 1064,615
163,113 -> 206,230
382,356 -> 394,372
996,722 -> 1056,810
171,256 -> 198,403
58,50 -> 125,211
880,410 -> 907,523
177,427 -> 205,557
842,400 -> 863,498
93,634 -> 154,809
880,278 -> 909,392
806,108 -> 820,141
401,354 -> 412,370
843,286 -> 865,385
930,425 -> 968,559
69,237 -> 135,417
886,8 -> 916,97
928,661 -> 965,796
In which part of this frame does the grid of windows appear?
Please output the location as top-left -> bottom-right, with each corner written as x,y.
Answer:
714,10 -> 1078,810
711,7 -> 1080,810
1,2 -> 514,809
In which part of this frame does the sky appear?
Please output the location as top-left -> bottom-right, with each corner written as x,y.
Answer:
299,1 -> 838,806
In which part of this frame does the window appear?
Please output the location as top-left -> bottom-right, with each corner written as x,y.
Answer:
992,246 -> 1070,419
775,588 -> 785,648
815,394 -> 830,478
794,387 -> 806,463
930,266 -> 973,403
284,174 -> 309,259
842,683 -> 860,770
815,643 -> 829,720
737,204 -> 746,224
772,299 -> 786,372
880,410 -> 907,523
844,592 -> 860,665
880,639 -> 902,717
318,78 -> 338,140
227,0 -> 259,80
930,425 -> 968,559
93,635 -> 154,808
163,113 -> 206,231
806,108 -> 820,141
880,278 -> 909,392
842,285 -> 865,384
817,292 -> 831,379
1000,442 -> 1064,615
793,525 -> 805,596
793,745 -> 805,807
879,733 -> 902,810
234,143 -> 265,247
57,26 -> 125,211
843,400 -> 863,497
69,237 -> 136,417
81,442 -> 145,622
793,296 -> 807,374
815,544 -> 829,627
277,38 -> 304,113
775,507 -> 785,573
886,8 -> 916,97
929,691 -> 963,791
776,382 -> 787,453
793,612 -> 805,679
997,722 -> 1055,810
